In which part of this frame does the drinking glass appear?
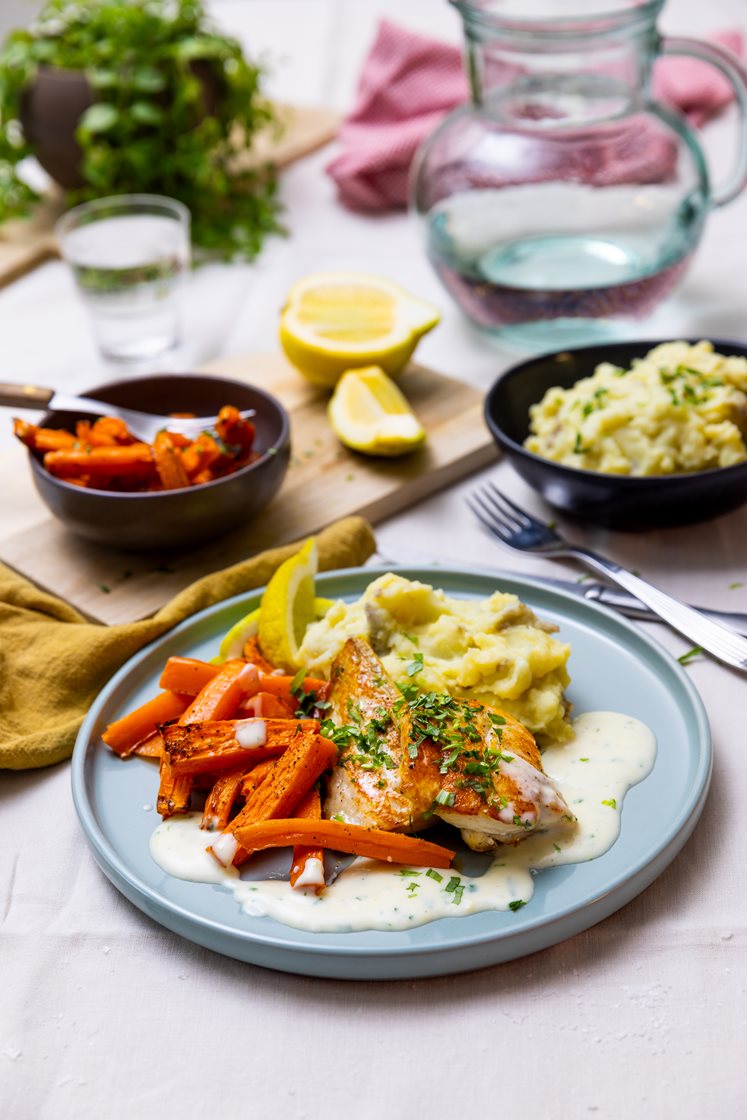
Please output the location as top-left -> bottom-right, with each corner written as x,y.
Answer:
56,194 -> 190,363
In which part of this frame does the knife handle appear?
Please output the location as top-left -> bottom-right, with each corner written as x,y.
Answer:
0,382 -> 54,410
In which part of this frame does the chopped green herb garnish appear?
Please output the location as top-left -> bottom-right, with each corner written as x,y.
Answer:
434,789 -> 456,807
601,798 -> 617,809
444,876 -> 461,893
98,583 -> 111,594
728,581 -> 744,590
398,869 -> 421,877
508,899 -> 526,912
331,813 -> 345,822
678,646 -> 703,665
404,652 -> 425,677
553,843 -> 561,853
579,757 -> 589,762
425,868 -> 443,883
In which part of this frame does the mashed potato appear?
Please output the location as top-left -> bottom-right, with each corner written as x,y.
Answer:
298,573 -> 572,743
525,340 -> 747,475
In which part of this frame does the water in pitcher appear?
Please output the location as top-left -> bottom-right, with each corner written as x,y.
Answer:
426,179 -> 707,348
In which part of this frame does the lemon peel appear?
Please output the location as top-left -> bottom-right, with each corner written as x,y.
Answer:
256,538 -> 319,672
328,366 -> 426,457
279,271 -> 440,387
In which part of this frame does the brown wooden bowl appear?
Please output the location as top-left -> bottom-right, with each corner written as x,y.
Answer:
27,372 -> 291,550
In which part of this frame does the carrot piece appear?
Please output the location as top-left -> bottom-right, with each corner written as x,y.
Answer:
228,733 -> 336,835
289,786 -> 325,893
201,769 -> 246,832
239,759 -> 276,801
153,430 -> 190,490
234,819 -> 456,869
181,432 -> 224,479
88,416 -> 135,446
242,691 -> 296,719
215,405 -> 256,461
209,733 -> 337,867
179,659 -> 256,724
43,444 -> 155,487
132,731 -> 164,760
157,752 -> 193,818
241,636 -> 275,673
162,717 -> 319,776
102,691 -> 190,756
13,418 -> 77,452
159,656 -> 220,696
255,674 -> 329,702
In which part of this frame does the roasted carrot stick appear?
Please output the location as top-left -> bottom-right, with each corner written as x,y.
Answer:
162,718 -> 319,776
159,656 -> 220,696
43,443 -> 154,484
289,786 -> 325,893
13,418 -> 77,452
242,692 -> 296,719
132,731 -> 164,760
255,674 -> 329,701
201,769 -> 246,832
178,659 -> 257,724
87,416 -> 135,446
102,691 -> 190,756
181,432 -> 224,479
153,430 -> 190,490
157,753 -> 193,818
210,732 -> 337,867
239,759 -> 276,801
241,636 -> 275,673
234,819 -> 456,869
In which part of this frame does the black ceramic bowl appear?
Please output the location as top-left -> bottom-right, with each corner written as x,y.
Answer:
484,339 -> 747,531
28,372 -> 291,550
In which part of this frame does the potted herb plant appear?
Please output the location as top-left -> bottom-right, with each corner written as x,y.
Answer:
0,0 -> 282,258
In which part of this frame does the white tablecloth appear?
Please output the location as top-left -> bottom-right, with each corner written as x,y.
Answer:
2,3 -> 746,1117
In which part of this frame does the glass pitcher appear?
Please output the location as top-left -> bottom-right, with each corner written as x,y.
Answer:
411,0 -> 747,349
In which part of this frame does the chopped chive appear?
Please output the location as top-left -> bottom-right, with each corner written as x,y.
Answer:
508,899 -> 526,912
426,868 -> 443,883
678,646 -> 703,665
728,581 -> 744,590
601,798 -> 617,809
434,789 -> 456,807
444,876 -> 461,894
398,869 -> 421,877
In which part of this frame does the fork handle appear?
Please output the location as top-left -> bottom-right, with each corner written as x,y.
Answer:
0,382 -> 54,410
570,546 -> 747,671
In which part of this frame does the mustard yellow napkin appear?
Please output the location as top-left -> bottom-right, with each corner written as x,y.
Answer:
0,516 -> 376,770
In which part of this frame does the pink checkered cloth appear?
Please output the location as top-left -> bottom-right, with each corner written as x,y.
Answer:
327,20 -> 743,212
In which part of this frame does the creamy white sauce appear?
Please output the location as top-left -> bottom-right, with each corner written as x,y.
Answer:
150,711 -> 655,932
293,857 -> 325,889
235,719 -> 267,749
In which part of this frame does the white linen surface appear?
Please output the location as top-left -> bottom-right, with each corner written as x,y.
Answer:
1,3 -> 746,1117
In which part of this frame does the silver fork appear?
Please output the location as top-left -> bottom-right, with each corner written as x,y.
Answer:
0,382 -> 255,444
468,481 -> 747,672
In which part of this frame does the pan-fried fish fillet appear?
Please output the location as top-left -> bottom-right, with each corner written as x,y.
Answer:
322,638 -> 573,849
323,638 -> 440,831
433,703 -> 573,850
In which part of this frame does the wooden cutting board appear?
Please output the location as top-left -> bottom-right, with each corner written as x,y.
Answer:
0,103 -> 339,290
0,353 -> 498,623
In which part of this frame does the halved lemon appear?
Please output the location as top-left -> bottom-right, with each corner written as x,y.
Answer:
328,365 -> 426,457
279,272 -> 440,387
256,538 -> 320,672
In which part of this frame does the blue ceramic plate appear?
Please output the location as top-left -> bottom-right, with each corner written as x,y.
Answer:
71,567 -> 711,980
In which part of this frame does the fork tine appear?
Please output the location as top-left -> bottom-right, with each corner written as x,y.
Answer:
465,495 -> 513,543
483,481 -> 535,528
475,484 -> 525,533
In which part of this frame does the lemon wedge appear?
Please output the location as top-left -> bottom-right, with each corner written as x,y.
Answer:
328,366 -> 426,457
256,538 -> 319,672
218,597 -> 333,662
279,272 -> 440,387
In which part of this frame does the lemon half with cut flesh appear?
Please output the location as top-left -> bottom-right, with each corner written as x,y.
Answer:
279,272 -> 441,387
218,597 -> 332,663
328,366 -> 426,457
